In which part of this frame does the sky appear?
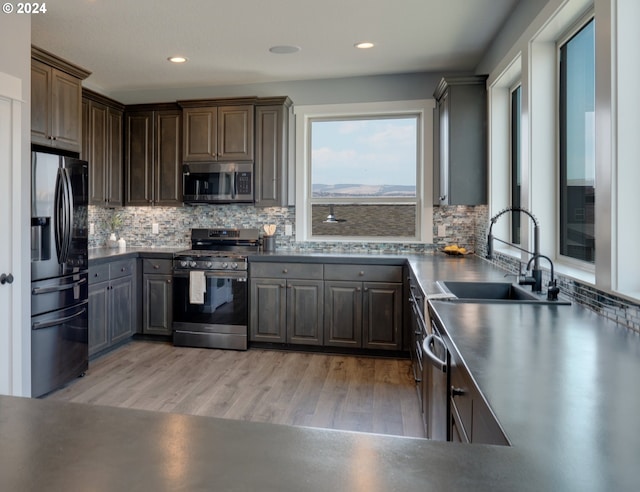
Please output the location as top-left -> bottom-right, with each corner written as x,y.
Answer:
311,117 -> 417,189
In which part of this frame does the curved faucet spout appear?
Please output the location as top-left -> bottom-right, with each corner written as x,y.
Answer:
486,207 -> 540,261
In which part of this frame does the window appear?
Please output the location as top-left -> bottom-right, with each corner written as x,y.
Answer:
559,18 -> 595,263
295,101 -> 433,243
510,85 -> 522,244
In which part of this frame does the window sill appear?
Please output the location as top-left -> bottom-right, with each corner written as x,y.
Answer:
494,245 -> 596,285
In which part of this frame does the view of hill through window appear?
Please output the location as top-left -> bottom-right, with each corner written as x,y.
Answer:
311,117 -> 417,198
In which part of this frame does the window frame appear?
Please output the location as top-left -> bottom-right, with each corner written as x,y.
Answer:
294,100 -> 434,244
556,11 -> 596,268
510,83 -> 522,245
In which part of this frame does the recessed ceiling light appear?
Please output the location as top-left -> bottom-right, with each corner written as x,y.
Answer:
354,42 -> 375,49
269,45 -> 301,55
168,56 -> 188,63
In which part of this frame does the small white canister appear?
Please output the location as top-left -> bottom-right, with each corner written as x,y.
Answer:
117,237 -> 126,250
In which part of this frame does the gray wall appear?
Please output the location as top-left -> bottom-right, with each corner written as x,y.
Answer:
476,0 -> 550,75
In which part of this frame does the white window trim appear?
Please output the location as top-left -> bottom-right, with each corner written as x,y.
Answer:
294,100 -> 434,243
488,54 -> 523,261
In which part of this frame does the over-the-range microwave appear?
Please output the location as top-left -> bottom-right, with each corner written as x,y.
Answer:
182,162 -> 253,204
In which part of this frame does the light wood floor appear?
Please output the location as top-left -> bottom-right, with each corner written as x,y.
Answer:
46,340 -> 426,439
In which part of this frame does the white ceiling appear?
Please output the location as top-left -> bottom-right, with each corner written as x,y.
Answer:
32,0 -> 520,98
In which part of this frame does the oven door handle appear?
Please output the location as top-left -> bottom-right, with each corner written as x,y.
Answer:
173,270 -> 247,280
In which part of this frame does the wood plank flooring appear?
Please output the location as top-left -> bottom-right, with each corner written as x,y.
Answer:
46,341 -> 425,439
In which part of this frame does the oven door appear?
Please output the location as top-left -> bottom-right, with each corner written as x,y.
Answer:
173,270 -> 248,326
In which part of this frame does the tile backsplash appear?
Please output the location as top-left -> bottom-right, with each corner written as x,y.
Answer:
89,203 -> 640,334
88,204 -> 487,254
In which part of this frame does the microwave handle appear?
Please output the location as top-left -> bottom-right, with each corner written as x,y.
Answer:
230,172 -> 236,199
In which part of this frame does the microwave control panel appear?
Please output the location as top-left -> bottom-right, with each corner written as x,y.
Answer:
237,172 -> 252,194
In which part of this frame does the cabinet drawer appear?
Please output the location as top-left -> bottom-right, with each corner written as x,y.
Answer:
89,264 -> 110,284
251,262 -> 323,279
449,351 -> 473,440
324,264 -> 402,283
142,258 -> 173,274
109,259 -> 135,279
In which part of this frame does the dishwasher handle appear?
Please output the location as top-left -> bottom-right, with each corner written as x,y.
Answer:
423,334 -> 447,373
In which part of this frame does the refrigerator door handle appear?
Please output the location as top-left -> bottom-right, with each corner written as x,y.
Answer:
32,307 -> 87,331
54,167 -> 73,265
32,277 -> 87,295
54,167 -> 65,264
62,168 -> 73,264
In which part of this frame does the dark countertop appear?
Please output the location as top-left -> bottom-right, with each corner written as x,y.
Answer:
89,247 -> 183,265
74,248 -> 640,490
430,300 -> 640,492
0,395 -> 549,492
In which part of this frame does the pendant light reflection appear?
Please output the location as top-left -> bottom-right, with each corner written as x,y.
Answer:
323,205 -> 346,223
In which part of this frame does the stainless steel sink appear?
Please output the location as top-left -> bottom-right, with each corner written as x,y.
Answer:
435,281 -> 571,305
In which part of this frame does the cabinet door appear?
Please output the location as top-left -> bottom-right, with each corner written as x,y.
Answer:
286,279 -> 323,345
250,278 -> 286,343
50,69 -> 82,152
125,111 -> 154,205
110,275 -> 135,345
362,282 -> 402,350
437,92 -> 450,205
154,110 -> 182,205
31,60 -> 51,146
255,105 -> 284,207
472,395 -> 509,446
107,107 -> 124,206
88,281 -> 110,356
142,273 -> 173,336
434,77 -> 487,206
324,281 -> 362,348
217,105 -> 254,161
88,101 -> 108,205
183,107 -> 217,161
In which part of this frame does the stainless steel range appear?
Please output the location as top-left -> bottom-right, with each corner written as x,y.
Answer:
172,228 -> 260,350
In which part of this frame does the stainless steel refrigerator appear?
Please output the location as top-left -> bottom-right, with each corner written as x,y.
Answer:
31,148 -> 89,398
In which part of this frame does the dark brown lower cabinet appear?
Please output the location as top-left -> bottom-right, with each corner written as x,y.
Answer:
249,261 -> 403,351
88,259 -> 136,357
250,262 -> 324,346
448,344 -> 509,446
141,259 -> 173,336
324,264 -> 403,351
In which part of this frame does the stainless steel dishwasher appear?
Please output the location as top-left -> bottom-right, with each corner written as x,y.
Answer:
423,302 -> 449,441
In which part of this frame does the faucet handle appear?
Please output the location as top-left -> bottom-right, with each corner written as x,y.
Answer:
546,280 -> 560,301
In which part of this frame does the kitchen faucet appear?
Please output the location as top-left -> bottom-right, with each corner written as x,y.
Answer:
486,207 -> 545,293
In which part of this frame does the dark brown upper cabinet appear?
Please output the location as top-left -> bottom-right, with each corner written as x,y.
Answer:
82,89 -> 124,207
179,98 -> 255,162
31,46 -> 91,153
124,104 -> 182,206
254,97 -> 294,207
433,75 -> 488,206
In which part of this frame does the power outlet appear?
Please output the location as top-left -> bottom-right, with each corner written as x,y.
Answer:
89,223 -> 95,235
284,224 -> 293,236
438,224 -> 447,237
152,223 -> 159,234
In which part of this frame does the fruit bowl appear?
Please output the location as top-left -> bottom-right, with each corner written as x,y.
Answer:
441,247 -> 472,256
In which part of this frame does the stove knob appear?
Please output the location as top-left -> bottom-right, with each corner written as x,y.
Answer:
190,261 -> 197,268
221,262 -> 228,269
231,263 -> 238,270
180,260 -> 189,268
206,261 -> 213,268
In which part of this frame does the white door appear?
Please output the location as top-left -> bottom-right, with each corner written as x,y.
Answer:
0,71 -> 27,396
